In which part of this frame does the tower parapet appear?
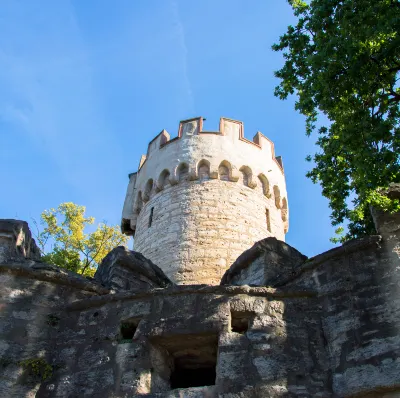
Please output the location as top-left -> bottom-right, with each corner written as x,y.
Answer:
122,117 -> 289,285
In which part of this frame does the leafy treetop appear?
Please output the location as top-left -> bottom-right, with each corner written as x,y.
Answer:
35,202 -> 129,277
273,0 -> 400,241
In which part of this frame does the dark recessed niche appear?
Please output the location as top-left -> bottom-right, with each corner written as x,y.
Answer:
231,311 -> 251,334
120,318 -> 141,340
150,333 -> 218,391
170,361 -> 216,389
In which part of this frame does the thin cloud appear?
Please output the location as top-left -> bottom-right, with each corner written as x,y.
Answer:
171,0 -> 195,113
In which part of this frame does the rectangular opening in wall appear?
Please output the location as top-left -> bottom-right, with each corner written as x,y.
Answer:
148,207 -> 154,228
170,356 -> 216,389
120,317 -> 141,342
265,208 -> 271,232
231,311 -> 251,334
150,333 -> 218,391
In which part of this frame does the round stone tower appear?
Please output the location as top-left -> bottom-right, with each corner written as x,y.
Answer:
121,117 -> 289,285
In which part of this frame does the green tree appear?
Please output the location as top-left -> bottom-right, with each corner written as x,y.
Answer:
35,202 -> 129,277
273,0 -> 400,241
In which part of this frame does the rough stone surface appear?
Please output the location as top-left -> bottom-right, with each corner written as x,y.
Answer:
0,183 -> 399,397
122,117 -> 289,285
95,246 -> 173,291
287,235 -> 400,398
0,219 -> 41,263
220,237 -> 307,286
0,264 -> 108,398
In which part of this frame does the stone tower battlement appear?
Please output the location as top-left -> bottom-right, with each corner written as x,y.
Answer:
121,117 -> 289,285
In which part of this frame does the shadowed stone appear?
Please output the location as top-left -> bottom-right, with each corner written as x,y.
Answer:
220,237 -> 307,286
0,198 -> 400,397
0,219 -> 41,264
94,246 -> 173,291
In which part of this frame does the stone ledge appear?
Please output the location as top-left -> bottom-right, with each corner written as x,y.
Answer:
65,284 -> 317,311
274,235 -> 382,287
220,237 -> 307,286
94,246 -> 173,290
0,261 -> 109,295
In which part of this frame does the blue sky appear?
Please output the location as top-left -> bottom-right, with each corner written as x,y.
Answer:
0,0 -> 337,257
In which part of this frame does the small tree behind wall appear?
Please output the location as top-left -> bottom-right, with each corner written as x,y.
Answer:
35,202 -> 129,277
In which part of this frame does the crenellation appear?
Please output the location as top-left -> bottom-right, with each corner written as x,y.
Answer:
178,117 -> 203,137
135,117 -> 284,176
138,154 -> 147,169
146,129 -> 170,159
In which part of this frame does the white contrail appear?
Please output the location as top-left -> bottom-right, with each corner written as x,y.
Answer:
171,0 -> 195,113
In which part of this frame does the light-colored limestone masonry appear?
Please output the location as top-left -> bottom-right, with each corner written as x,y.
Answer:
121,117 -> 289,285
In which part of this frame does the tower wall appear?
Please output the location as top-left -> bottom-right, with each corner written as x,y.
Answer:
122,117 -> 289,285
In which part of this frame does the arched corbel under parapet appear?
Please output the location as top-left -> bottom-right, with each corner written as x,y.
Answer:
273,185 -> 281,209
281,197 -> 288,221
156,169 -> 171,192
258,174 -> 271,198
197,159 -> 211,181
143,179 -> 154,203
177,162 -> 190,182
239,166 -> 257,189
218,161 -> 229,181
135,191 -> 143,214
282,197 -> 289,233
218,160 -> 239,182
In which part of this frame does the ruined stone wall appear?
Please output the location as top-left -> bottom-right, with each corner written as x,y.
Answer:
286,237 -> 400,397
32,286 -> 330,398
122,117 -> 288,285
0,266 -> 108,398
1,205 -> 400,397
221,192 -> 400,398
284,187 -> 400,398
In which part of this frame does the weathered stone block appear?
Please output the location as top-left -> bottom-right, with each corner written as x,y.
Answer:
0,219 -> 41,263
94,246 -> 173,291
221,237 -> 307,286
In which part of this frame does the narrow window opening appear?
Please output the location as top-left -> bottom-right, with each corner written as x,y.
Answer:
148,207 -> 154,228
231,311 -> 251,334
266,208 -> 271,232
120,318 -> 141,341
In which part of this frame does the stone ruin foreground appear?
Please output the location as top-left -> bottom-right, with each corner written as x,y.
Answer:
0,118 -> 399,397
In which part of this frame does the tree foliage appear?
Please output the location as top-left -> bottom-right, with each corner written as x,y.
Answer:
273,0 -> 400,241
35,202 -> 129,277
